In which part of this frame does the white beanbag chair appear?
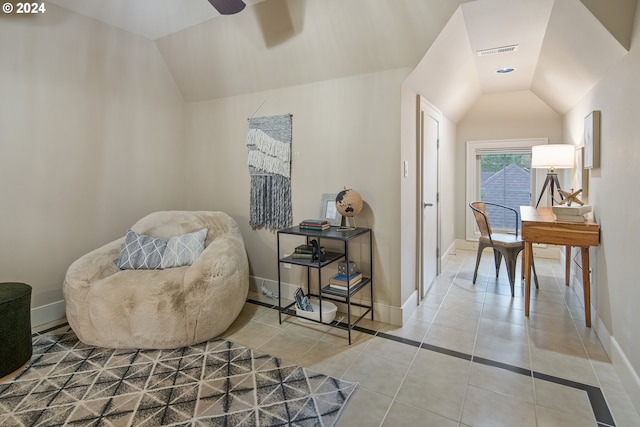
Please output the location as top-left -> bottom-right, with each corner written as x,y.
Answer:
63,211 -> 249,349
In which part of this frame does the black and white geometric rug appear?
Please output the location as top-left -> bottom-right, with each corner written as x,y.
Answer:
0,327 -> 357,426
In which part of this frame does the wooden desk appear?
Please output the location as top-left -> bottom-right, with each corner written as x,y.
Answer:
520,206 -> 600,327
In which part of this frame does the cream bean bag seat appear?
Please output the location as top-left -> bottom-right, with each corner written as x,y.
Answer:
63,211 -> 249,349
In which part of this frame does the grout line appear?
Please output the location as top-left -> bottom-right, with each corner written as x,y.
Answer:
459,257 -> 487,425
522,268 -> 545,427
557,267 -> 618,427
377,258 -> 463,426
247,272 -> 617,425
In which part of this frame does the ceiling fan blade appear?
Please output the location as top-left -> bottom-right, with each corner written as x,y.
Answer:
207,0 -> 246,15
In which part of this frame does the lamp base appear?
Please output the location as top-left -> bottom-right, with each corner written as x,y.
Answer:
535,172 -> 563,207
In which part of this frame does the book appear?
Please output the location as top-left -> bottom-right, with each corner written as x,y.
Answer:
555,214 -> 586,223
294,244 -> 316,254
329,272 -> 363,286
294,288 -> 313,312
299,224 -> 330,231
300,219 -> 329,226
552,205 -> 592,216
299,219 -> 330,231
329,279 -> 362,290
292,244 -> 325,258
291,252 -> 314,259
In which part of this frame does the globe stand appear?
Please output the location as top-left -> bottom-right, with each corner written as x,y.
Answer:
337,215 -> 357,232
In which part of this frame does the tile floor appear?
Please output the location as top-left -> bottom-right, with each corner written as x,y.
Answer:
221,249 -> 640,427
29,249 -> 640,426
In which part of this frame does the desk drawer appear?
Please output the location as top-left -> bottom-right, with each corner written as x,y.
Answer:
523,223 -> 599,247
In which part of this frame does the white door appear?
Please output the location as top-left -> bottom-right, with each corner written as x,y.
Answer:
420,97 -> 440,298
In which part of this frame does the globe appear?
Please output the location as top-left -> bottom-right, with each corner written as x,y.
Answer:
335,189 -> 363,218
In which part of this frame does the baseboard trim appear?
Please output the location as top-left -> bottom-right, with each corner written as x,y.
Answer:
31,300 -> 66,327
441,240 -> 457,265
565,254 -> 640,414
398,290 -> 418,325
611,337 -> 640,414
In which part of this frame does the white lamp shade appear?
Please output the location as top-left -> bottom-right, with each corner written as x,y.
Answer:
531,144 -> 574,169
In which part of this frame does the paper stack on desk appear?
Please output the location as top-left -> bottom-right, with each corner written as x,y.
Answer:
552,205 -> 592,222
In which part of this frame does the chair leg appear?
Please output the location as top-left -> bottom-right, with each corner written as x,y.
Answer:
493,249 -> 503,277
473,243 -> 488,284
503,249 -> 520,297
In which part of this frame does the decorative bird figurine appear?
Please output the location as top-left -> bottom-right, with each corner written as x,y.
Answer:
557,189 -> 584,206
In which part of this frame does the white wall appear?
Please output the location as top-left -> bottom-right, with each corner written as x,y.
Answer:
439,117 -> 458,254
0,4 -> 449,328
0,5 -> 185,318
399,86 -> 418,313
184,69 -> 410,324
563,4 -> 640,410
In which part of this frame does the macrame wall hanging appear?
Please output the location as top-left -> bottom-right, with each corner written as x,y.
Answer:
247,114 -> 293,230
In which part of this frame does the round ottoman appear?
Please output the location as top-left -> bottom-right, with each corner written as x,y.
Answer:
0,282 -> 32,380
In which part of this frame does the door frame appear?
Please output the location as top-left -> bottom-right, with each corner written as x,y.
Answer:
416,95 -> 442,300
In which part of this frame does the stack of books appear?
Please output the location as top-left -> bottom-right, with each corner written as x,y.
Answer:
552,205 -> 592,223
299,219 -> 330,231
291,244 -> 325,259
328,271 -> 363,290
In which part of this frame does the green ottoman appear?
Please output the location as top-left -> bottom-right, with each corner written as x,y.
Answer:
0,282 -> 32,380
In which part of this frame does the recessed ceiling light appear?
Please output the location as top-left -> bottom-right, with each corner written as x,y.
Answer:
496,67 -> 516,74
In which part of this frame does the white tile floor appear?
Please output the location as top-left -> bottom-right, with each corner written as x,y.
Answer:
29,249 -> 640,426
221,249 -> 640,427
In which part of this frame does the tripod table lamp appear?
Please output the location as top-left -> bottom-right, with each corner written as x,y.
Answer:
531,144 -> 574,207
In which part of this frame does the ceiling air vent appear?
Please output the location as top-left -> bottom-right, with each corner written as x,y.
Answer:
476,44 -> 519,57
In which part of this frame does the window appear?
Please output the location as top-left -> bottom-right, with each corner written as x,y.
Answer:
466,138 -> 547,240
479,152 -> 531,229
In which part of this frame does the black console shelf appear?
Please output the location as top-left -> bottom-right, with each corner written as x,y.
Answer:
276,225 -> 373,344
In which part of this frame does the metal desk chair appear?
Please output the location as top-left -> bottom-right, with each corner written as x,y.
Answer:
469,201 -> 538,296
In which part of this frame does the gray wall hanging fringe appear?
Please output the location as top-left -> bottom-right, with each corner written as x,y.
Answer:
247,114 -> 293,230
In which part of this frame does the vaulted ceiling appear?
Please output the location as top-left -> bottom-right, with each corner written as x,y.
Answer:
49,0 -> 637,122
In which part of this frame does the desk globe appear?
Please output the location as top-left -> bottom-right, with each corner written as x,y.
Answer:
336,189 -> 363,231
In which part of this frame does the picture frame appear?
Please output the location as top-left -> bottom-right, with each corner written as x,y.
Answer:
574,146 -> 588,197
584,110 -> 601,169
320,193 -> 342,226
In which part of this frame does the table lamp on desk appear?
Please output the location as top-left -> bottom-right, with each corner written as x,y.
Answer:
531,144 -> 574,207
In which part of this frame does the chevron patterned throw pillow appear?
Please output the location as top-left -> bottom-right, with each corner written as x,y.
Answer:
160,228 -> 208,269
115,229 -> 167,270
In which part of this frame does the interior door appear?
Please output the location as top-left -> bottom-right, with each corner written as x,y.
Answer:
420,98 -> 440,298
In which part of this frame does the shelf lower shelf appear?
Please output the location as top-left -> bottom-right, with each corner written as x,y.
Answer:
279,251 -> 344,268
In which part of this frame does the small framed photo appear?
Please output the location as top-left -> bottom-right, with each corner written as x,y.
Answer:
320,193 -> 342,226
584,110 -> 601,169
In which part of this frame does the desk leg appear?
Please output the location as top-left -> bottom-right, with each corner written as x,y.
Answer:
581,247 -> 591,327
524,241 -> 532,317
565,246 -> 571,286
